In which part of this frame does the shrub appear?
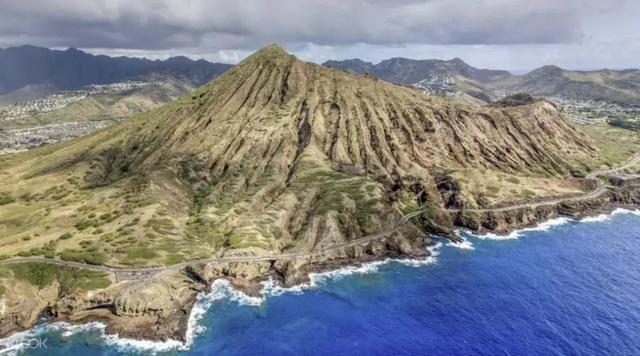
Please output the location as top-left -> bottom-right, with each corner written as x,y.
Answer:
0,192 -> 14,205
75,219 -> 94,231
486,185 -> 500,197
164,253 -> 185,265
125,247 -> 158,261
8,263 -> 111,291
505,176 -> 521,184
58,232 -> 73,240
59,249 -> 107,265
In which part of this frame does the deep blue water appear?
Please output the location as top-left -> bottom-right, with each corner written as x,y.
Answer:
11,211 -> 640,355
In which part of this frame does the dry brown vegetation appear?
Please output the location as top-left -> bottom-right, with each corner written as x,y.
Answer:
0,45 -> 599,270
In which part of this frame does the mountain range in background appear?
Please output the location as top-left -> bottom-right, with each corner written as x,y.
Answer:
0,46 -> 608,339
2,45 -> 639,156
0,45 -> 232,104
323,58 -> 640,107
2,44 -> 638,109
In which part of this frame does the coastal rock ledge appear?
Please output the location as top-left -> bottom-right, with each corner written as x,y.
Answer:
1,183 -> 639,344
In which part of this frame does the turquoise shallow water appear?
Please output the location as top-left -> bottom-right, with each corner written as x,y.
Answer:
6,210 -> 640,355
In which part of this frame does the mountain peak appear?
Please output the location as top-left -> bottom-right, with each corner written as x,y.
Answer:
529,65 -> 563,75
118,44 -> 590,183
237,44 -> 295,69
0,45 -> 594,300
252,44 -> 290,58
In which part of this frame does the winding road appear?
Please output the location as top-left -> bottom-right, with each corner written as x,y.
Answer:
1,154 -> 639,280
446,153 -> 640,214
0,212 -> 423,280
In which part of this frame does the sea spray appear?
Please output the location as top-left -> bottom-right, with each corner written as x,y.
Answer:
0,321 -> 185,355
308,242 -> 443,284
103,279 -> 265,353
0,324 -> 41,355
611,207 -> 640,216
260,242 -> 443,297
0,241 -> 446,354
580,214 -> 611,223
457,208 -> 640,241
580,208 -> 640,223
446,236 -> 475,250
458,217 -> 572,240
0,280 -> 265,354
260,277 -> 312,296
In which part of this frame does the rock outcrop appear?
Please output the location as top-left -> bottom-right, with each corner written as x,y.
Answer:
0,44 -> 621,343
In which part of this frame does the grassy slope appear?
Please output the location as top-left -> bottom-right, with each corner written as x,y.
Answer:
577,125 -> 640,168
0,46 -> 602,273
0,263 -> 112,297
1,78 -> 194,130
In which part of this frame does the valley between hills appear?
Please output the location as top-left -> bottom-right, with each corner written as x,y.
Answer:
1,45 -> 640,342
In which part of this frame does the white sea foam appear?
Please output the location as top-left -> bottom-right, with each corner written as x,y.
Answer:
611,208 -> 640,216
0,278 -> 272,355
447,236 -> 475,250
309,260 -> 389,283
261,277 -> 313,297
53,321 -> 105,338
206,279 -> 264,306
580,208 -> 640,223
0,325 -> 40,355
54,321 -> 185,353
0,238 -> 488,354
309,242 -> 443,283
100,279 -> 265,353
580,214 -> 611,223
102,331 -> 185,353
458,217 -> 572,240
458,207 -> 640,240
0,321 -> 186,355
391,242 -> 442,266
4,203 -> 636,354
260,242 -> 443,295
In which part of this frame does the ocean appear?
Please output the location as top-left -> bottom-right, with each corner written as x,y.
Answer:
4,209 -> 640,355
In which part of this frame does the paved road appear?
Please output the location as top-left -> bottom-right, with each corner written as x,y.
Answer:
0,211 -> 423,280
1,154 -> 639,279
446,153 -> 640,214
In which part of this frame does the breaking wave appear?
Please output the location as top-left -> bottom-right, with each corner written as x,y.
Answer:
458,208 -> 640,240
580,208 -> 640,223
457,217 -> 572,240
262,242 -> 443,296
0,321 -> 185,355
446,236 -> 475,250
20,206 -> 640,355
0,325 -> 40,355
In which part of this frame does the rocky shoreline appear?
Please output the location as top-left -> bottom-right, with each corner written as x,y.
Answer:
1,184 -> 639,349
450,185 -> 640,236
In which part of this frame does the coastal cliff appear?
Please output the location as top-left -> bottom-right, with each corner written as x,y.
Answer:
0,45 -> 636,344
2,181 -> 640,342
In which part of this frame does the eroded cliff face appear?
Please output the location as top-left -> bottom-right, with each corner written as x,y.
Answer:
451,185 -> 640,236
71,45 -> 595,265
0,45 -> 610,343
0,280 -> 60,338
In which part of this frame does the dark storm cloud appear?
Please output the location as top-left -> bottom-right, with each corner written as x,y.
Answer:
0,0 -> 608,51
